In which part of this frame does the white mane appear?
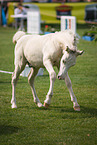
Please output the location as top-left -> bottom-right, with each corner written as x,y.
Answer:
54,30 -> 78,51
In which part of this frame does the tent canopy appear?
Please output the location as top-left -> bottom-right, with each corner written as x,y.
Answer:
85,4 -> 97,22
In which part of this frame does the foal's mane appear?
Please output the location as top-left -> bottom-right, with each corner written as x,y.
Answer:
54,30 -> 78,51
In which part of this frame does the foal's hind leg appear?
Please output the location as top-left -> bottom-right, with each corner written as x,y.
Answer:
28,68 -> 43,107
11,64 -> 25,108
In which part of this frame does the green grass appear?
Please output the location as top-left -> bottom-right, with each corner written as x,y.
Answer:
0,25 -> 97,145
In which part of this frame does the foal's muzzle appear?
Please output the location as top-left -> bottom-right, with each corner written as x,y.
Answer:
57,75 -> 65,80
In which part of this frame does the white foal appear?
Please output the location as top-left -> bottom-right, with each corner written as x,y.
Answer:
11,30 -> 84,111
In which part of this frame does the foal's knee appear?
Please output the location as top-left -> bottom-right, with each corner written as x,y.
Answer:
65,77 -> 72,88
28,76 -> 33,85
28,72 -> 34,85
50,71 -> 56,81
11,74 -> 18,86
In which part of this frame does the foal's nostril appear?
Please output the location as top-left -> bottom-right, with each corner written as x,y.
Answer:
57,75 -> 61,80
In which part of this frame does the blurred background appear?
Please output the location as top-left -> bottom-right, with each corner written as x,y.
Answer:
0,0 -> 97,31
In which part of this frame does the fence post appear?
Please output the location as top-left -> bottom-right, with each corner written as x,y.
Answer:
27,10 -> 40,34
61,16 -> 76,34
0,3 -> 2,25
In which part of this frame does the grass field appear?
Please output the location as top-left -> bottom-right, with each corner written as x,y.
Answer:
0,23 -> 97,145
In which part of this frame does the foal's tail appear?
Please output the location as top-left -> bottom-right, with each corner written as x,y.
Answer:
13,31 -> 26,44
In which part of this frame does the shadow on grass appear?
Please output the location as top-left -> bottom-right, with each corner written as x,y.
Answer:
51,105 -> 97,117
80,106 -> 97,117
18,104 -> 97,118
18,104 -> 49,111
0,125 -> 20,135
51,105 -> 75,113
0,81 -> 11,84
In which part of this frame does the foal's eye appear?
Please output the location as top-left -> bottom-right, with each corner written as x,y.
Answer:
63,60 -> 66,64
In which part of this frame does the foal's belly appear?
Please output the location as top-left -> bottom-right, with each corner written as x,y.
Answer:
24,45 -> 44,68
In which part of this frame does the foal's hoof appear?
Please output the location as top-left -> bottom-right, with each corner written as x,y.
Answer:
73,106 -> 80,111
11,103 -> 17,109
37,102 -> 43,108
43,102 -> 49,109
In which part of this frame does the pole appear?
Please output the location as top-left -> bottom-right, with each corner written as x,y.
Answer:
0,3 -> 2,25
0,0 -> 3,25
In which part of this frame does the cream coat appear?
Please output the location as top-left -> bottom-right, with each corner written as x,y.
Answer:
11,30 -> 84,111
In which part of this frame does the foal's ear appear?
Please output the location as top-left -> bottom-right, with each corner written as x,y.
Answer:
66,46 -> 76,54
76,50 -> 84,56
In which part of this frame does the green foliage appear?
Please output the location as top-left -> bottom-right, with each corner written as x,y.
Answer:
83,26 -> 97,42
0,26 -> 97,145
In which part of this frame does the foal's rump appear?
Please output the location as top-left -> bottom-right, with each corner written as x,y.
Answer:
13,31 -> 35,66
13,31 -> 26,44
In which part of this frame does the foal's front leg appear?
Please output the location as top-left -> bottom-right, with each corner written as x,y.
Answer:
43,59 -> 56,108
65,73 -> 80,111
28,68 -> 43,107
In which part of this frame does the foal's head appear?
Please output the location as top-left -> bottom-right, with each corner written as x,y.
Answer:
57,30 -> 84,81
58,46 -> 84,80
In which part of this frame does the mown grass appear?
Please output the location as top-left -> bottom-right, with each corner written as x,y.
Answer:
0,25 -> 97,145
